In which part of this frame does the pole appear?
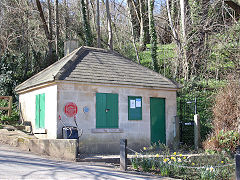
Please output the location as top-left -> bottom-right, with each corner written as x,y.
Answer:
194,114 -> 200,150
120,139 -> 127,171
236,145 -> 240,180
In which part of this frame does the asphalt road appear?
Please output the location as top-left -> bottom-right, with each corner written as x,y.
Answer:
0,144 -> 166,180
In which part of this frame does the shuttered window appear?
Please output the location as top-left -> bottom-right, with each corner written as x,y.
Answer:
35,93 -> 45,128
128,96 -> 142,120
96,93 -> 118,128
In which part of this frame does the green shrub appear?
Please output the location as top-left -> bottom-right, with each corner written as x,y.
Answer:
0,110 -> 19,125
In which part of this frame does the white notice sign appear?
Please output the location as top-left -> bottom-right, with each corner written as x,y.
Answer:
136,98 -> 141,107
130,100 -> 136,108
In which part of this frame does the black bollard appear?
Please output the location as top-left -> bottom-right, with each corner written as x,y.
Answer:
236,145 -> 240,180
120,139 -> 127,171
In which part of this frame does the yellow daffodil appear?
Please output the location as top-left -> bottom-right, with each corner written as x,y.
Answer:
171,156 -> 175,160
221,161 -> 224,164
174,159 -> 176,162
173,152 -> 177,155
192,162 -> 195,166
163,158 -> 167,163
143,147 -> 147,150
155,154 -> 160,158
183,156 -> 186,159
210,166 -> 214,172
179,154 -> 182,157
167,158 -> 169,161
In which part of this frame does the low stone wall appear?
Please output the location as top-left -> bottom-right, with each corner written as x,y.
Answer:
0,129 -> 78,161
28,139 -> 78,161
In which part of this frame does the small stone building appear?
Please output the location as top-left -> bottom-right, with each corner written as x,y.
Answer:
15,46 -> 180,153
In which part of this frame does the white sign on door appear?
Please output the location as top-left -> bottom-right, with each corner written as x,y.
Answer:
130,100 -> 136,108
136,98 -> 141,107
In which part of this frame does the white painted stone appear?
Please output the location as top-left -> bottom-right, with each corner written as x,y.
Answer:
19,85 -> 58,139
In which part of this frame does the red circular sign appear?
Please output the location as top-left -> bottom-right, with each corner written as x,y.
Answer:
64,102 -> 78,117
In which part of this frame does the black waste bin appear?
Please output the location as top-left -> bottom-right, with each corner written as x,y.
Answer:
62,127 -> 78,139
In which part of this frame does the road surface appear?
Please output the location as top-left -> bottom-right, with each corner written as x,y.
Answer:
0,143 -> 166,180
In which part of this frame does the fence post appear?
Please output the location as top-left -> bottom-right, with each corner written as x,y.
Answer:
120,139 -> 127,171
173,116 -> 180,150
8,96 -> 12,116
194,114 -> 200,150
236,145 -> 240,180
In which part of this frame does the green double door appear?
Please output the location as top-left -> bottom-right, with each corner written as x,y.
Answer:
96,93 -> 118,128
150,97 -> 166,144
35,93 -> 45,129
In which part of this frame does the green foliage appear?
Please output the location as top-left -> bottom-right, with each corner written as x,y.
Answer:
217,130 -> 240,153
0,52 -> 35,100
208,22 -> 240,79
1,111 -> 19,125
205,130 -> 240,154
177,79 -> 225,145
139,44 -> 176,78
0,104 -> 19,125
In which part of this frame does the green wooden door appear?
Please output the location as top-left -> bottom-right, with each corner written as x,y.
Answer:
150,97 -> 166,144
35,93 -> 45,129
96,93 -> 118,128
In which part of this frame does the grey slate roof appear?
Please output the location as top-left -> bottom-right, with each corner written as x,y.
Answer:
15,46 -> 180,92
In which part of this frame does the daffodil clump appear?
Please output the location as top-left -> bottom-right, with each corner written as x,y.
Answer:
130,149 -> 235,179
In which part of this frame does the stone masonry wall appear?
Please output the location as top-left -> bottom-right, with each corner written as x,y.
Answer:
57,82 -> 177,153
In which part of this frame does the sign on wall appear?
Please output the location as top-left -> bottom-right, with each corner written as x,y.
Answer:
64,102 -> 78,117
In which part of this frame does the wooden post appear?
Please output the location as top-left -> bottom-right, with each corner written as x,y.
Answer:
173,116 -> 180,150
236,145 -> 240,180
194,114 -> 200,150
0,96 -> 12,117
8,96 -> 12,116
120,139 -> 127,171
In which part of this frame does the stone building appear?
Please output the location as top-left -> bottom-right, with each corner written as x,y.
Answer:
15,46 -> 180,153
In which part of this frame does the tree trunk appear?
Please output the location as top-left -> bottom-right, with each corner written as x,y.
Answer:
81,0 -> 93,46
148,0 -> 159,72
55,0 -> 59,59
36,0 -> 54,65
36,0 -> 50,41
106,0 -> 113,50
127,0 -> 140,64
64,0 -> 69,39
96,0 -> 101,47
166,0 -> 181,79
180,0 -> 188,81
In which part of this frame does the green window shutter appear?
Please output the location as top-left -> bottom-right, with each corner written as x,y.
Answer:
35,93 -> 45,129
96,93 -> 118,128
35,95 -> 40,128
106,93 -> 118,128
128,96 -> 142,120
96,93 -> 107,128
39,93 -> 45,128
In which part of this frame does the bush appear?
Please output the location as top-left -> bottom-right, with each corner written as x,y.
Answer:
204,130 -> 240,154
0,109 -> 20,125
203,77 -> 240,154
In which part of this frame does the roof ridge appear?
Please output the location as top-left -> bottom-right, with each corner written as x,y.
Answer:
54,46 -> 86,80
